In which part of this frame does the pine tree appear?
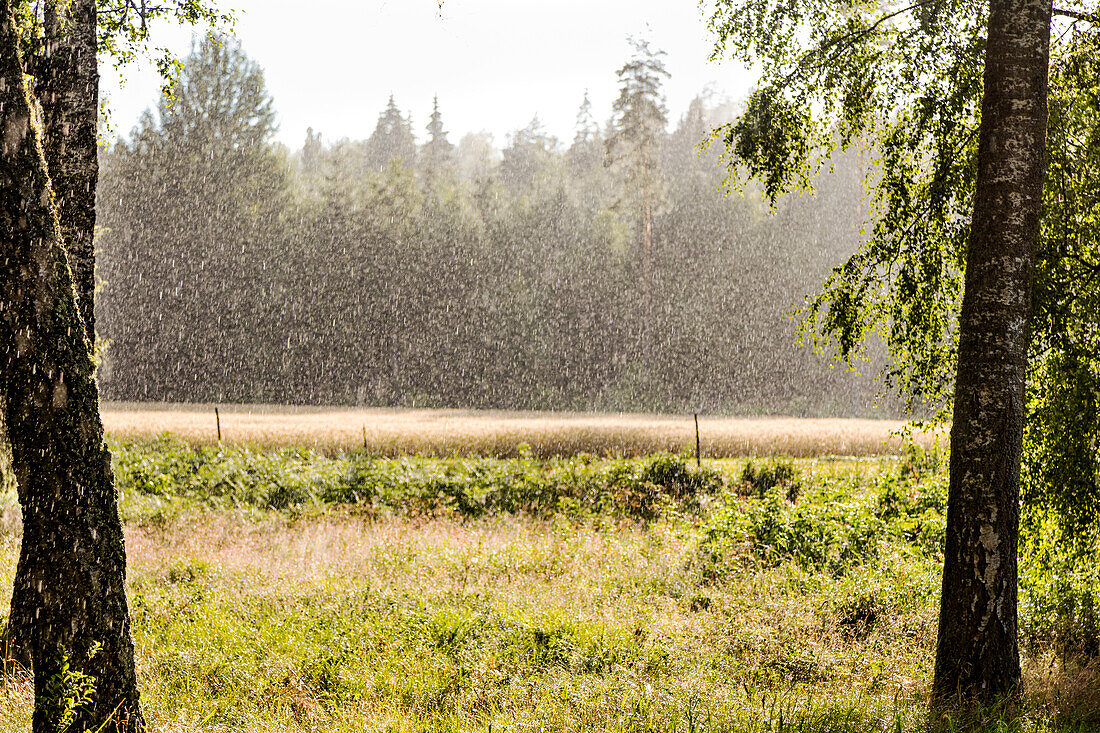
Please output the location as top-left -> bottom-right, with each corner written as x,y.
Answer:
422,94 -> 454,174
606,37 -> 670,347
365,94 -> 416,170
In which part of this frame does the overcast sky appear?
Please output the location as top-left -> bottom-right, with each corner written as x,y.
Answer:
100,0 -> 755,150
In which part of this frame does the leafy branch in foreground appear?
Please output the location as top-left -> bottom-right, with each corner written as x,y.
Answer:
708,0 -> 988,418
708,0 -> 1100,532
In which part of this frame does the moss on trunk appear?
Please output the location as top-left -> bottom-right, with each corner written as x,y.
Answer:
7,0 -> 103,668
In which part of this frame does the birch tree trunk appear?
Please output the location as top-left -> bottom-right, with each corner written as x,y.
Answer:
932,0 -> 1053,705
0,0 -> 143,729
34,0 -> 100,342
6,0 -> 102,666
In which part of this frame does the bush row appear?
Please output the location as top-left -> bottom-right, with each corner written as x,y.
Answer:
112,438 -> 723,520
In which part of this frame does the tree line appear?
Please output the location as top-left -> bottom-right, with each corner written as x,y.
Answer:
96,34 -> 890,416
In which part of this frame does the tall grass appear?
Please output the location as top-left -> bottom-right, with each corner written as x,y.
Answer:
101,403 -> 939,458
0,442 -> 1089,732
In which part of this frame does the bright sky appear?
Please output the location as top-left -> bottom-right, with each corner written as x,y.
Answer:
100,0 -> 756,150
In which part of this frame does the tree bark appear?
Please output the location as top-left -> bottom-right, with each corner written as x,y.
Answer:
8,0 -> 101,671
0,0 -> 143,730
932,0 -> 1052,706
33,0 -> 100,343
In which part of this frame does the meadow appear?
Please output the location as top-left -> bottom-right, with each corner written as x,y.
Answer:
0,438 -> 1096,732
99,404 -> 937,458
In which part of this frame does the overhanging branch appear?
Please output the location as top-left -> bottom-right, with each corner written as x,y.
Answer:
1053,7 -> 1099,22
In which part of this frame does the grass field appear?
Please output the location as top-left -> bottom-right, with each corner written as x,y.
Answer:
100,403 -> 940,458
0,441 -> 1095,732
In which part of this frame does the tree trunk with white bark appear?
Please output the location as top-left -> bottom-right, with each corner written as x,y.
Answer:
932,0 -> 1053,705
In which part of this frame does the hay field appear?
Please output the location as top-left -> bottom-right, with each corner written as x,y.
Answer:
101,403 -> 939,457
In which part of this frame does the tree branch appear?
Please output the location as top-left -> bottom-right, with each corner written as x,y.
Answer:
1053,7 -> 1099,22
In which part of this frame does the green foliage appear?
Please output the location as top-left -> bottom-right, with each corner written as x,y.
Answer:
1022,28 -> 1100,539
97,1 -> 235,92
727,94 -> 812,202
897,438 -> 945,484
41,643 -> 100,733
708,0 -> 1100,547
748,492 -> 884,574
709,0 -> 987,415
13,0 -> 234,105
697,465 -> 946,578
639,453 -> 723,500
112,438 -> 725,522
739,459 -> 799,500
1023,353 -> 1100,537
1019,509 -> 1100,660
116,438 -> 342,512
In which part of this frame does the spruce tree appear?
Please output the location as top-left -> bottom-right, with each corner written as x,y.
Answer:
365,94 -> 417,170
422,94 -> 454,174
606,37 -> 670,349
567,90 -> 602,175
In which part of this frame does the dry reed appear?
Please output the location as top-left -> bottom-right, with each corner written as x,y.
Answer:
101,402 -> 940,457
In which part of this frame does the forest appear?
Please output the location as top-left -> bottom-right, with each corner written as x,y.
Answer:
95,34 -> 884,415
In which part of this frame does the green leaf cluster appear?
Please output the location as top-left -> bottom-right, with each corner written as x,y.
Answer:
13,0 -> 233,90
696,461 -> 947,578
708,0 -> 1100,531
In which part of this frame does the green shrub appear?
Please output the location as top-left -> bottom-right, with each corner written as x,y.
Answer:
873,474 -> 947,555
639,453 -> 722,499
42,643 -> 100,733
111,439 -> 725,522
898,438 -> 945,483
750,493 -> 886,574
740,459 -> 800,502
697,469 -> 947,580
1020,509 -> 1100,659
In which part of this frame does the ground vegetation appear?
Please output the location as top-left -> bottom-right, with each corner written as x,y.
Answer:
0,442 -> 1093,731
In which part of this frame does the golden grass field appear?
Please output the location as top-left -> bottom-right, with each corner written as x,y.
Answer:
100,403 -> 940,457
